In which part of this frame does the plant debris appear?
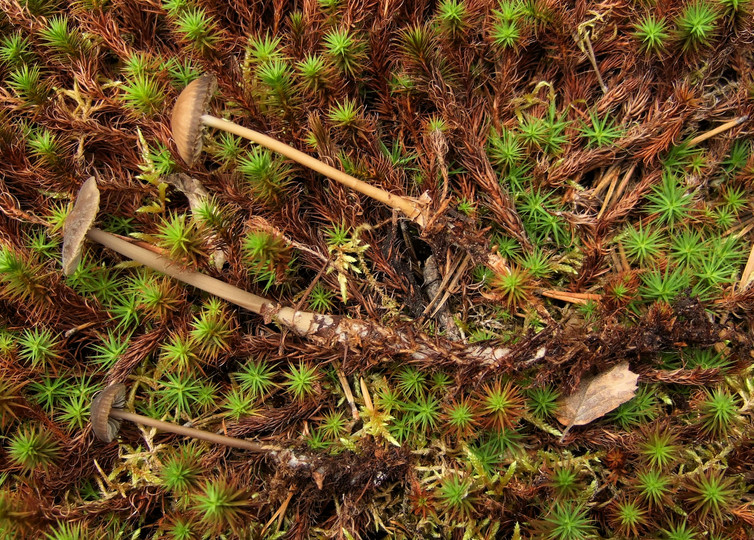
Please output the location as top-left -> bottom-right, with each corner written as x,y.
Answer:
555,361 -> 639,439
1,0 -> 753,538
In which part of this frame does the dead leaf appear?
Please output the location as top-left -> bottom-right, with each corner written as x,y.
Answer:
164,173 -> 208,211
555,361 -> 639,438
62,176 -> 100,275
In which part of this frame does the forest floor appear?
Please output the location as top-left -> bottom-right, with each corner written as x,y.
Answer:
0,0 -> 753,538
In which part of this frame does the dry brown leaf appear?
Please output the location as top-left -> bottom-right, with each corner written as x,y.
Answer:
62,176 -> 100,276
555,361 -> 639,438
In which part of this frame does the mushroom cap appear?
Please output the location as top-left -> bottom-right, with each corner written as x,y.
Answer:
61,176 -> 100,276
171,74 -> 217,166
91,383 -> 127,442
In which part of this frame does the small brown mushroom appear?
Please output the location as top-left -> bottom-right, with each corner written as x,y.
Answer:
65,179 -> 513,368
90,381 -> 126,442
91,384 -> 277,452
170,74 -> 217,166
171,74 -> 427,226
62,176 -> 100,276
63,180 -> 322,336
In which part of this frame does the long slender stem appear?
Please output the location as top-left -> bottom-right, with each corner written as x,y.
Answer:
687,115 -> 749,148
200,115 -> 425,226
86,228 -> 318,335
109,409 -> 275,451
582,34 -> 607,94
88,228 -> 269,312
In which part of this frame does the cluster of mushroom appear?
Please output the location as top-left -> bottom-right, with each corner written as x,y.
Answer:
78,75 -> 425,452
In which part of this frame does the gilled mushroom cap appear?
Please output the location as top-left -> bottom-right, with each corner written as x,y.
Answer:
171,74 -> 217,166
61,176 -> 100,276
91,383 -> 127,442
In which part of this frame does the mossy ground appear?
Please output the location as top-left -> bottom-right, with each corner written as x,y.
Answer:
0,0 -> 753,538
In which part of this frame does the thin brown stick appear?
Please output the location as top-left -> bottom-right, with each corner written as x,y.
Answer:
261,489 -> 295,537
582,33 -> 608,94
337,367 -> 359,422
422,253 -> 468,317
609,164 -> 637,211
360,378 -> 373,412
687,116 -> 749,148
609,248 -> 624,274
430,254 -> 470,319
592,165 -> 619,199
597,166 -> 621,219
739,241 -> 754,291
541,290 -> 601,304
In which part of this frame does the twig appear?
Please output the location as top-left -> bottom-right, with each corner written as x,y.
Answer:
739,241 -> 754,291
261,489 -> 295,537
592,165 -> 620,199
574,30 -> 608,94
421,254 -> 461,340
604,163 -> 636,215
541,290 -> 601,304
617,242 -> 629,270
337,363 -> 359,422
687,116 -> 749,148
360,378 -> 373,412
422,253 -> 468,317
596,166 -> 620,219
430,254 -> 470,319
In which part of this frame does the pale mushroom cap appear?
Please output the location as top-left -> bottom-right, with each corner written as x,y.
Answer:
171,74 -> 217,166
61,176 -> 100,276
91,383 -> 126,442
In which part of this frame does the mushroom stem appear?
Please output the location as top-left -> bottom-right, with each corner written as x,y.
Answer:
85,227 -> 318,335
199,115 -> 426,226
108,409 -> 273,451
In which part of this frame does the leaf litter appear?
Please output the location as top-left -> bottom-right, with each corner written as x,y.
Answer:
555,361 -> 639,440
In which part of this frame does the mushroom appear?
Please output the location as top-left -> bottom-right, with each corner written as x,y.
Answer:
91,383 -> 276,451
62,178 -> 321,336
61,176 -> 99,275
63,178 -> 513,368
171,74 -> 427,226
